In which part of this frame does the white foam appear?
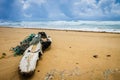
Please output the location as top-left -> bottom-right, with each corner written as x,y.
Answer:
0,21 -> 120,33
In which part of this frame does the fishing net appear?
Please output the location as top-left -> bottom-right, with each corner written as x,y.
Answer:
12,32 -> 52,56
12,33 -> 35,56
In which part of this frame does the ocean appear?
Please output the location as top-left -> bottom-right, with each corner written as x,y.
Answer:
0,21 -> 120,33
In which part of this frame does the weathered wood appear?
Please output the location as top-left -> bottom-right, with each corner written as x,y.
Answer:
39,32 -> 52,51
19,41 -> 42,75
18,32 -> 52,76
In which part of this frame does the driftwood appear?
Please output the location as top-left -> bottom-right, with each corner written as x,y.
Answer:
18,32 -> 52,76
38,32 -> 52,51
19,35 -> 42,76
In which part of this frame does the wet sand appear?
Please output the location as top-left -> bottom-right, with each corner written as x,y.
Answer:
0,27 -> 120,80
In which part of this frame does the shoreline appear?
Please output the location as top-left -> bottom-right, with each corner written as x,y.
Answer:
0,26 -> 120,34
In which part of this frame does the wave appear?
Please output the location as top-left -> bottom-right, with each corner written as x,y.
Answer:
0,21 -> 120,33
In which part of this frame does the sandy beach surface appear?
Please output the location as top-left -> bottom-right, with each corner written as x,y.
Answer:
0,27 -> 120,80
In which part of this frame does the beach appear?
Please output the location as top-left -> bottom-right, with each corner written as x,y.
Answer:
0,27 -> 120,80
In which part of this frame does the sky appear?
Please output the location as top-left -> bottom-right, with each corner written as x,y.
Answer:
0,0 -> 120,21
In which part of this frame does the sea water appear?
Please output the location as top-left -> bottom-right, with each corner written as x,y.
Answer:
0,21 -> 120,33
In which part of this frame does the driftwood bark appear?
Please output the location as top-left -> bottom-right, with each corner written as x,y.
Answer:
38,32 -> 52,51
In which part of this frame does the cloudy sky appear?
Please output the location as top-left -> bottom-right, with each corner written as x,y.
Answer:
0,0 -> 120,21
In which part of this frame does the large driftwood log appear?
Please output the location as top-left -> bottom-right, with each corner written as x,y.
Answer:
18,32 -> 52,76
19,41 -> 42,76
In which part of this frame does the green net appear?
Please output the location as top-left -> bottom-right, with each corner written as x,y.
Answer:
13,33 -> 35,56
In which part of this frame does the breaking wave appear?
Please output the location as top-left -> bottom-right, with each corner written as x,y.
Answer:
0,20 -> 120,33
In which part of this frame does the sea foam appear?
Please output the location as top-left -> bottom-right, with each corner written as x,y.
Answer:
0,21 -> 120,33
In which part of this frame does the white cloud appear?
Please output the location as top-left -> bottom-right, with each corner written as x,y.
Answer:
69,0 -> 120,19
72,0 -> 101,18
15,0 -> 120,20
21,0 -> 46,10
23,2 -> 30,10
111,2 -> 120,15
20,0 -> 29,10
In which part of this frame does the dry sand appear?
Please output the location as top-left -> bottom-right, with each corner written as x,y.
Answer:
0,27 -> 120,80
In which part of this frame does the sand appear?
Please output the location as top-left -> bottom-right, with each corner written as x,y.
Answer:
0,27 -> 120,80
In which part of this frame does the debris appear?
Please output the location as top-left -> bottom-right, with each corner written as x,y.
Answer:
37,70 -> 40,72
45,73 -> 54,80
44,67 -> 81,80
2,53 -> 6,56
76,62 -> 79,64
103,69 -> 113,80
12,33 -> 35,56
93,55 -> 98,58
0,56 -> 4,59
18,32 -> 52,76
106,55 -> 111,57
0,53 -> 7,59
38,32 -> 52,51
